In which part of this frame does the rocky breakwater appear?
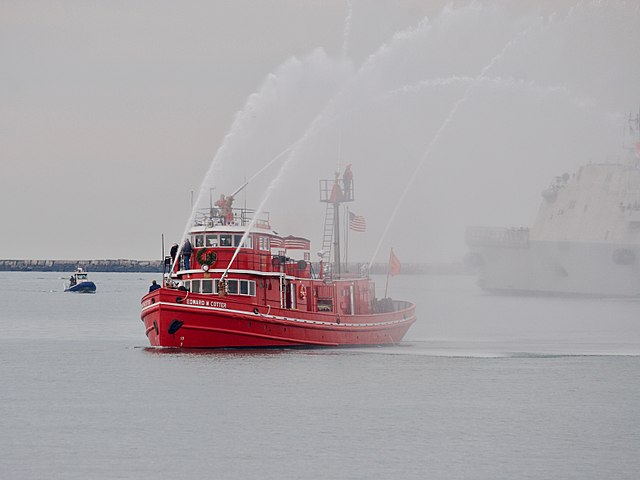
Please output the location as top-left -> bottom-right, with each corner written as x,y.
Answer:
0,259 -> 162,272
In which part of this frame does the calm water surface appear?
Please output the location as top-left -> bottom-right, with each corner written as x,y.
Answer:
1,272 -> 638,479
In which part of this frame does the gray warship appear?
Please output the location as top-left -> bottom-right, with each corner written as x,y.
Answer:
465,112 -> 640,297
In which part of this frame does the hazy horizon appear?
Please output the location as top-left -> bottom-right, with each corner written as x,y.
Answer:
2,0 -> 639,262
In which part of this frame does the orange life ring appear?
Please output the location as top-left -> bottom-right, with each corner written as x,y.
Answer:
299,285 -> 307,300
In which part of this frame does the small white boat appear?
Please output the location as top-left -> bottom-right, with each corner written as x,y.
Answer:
65,267 -> 97,293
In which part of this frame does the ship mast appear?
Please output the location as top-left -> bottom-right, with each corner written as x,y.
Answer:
320,168 -> 354,279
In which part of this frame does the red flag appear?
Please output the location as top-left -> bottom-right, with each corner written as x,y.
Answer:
389,249 -> 401,276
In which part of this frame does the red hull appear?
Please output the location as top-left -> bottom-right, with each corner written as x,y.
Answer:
141,289 -> 416,348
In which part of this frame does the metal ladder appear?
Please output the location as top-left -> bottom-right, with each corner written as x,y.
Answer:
321,202 -> 334,262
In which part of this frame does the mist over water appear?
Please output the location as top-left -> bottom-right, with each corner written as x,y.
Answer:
187,1 -> 640,264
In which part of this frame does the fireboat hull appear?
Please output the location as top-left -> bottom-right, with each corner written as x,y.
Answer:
141,289 -> 416,348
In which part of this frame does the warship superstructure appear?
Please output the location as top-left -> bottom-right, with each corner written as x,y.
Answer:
466,112 -> 640,297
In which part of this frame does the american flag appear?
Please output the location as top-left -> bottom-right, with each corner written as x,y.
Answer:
349,211 -> 366,232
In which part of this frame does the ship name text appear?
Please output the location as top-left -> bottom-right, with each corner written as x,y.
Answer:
186,298 -> 227,308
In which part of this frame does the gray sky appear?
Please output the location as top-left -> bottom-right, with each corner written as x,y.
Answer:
2,1 -> 639,262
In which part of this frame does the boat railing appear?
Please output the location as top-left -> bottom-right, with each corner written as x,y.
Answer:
391,300 -> 413,312
319,178 -> 354,203
466,226 -> 530,248
192,207 -> 271,229
373,298 -> 413,314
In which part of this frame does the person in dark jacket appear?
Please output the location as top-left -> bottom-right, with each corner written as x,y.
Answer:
149,280 -> 161,293
170,242 -> 179,266
182,238 -> 193,270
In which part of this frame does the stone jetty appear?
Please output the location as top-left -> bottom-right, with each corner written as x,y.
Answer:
0,259 -> 162,272
0,259 -> 466,274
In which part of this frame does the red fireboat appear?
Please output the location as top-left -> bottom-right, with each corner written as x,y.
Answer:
140,171 -> 416,348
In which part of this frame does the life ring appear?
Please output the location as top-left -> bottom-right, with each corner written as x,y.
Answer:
196,248 -> 217,267
299,285 -> 307,300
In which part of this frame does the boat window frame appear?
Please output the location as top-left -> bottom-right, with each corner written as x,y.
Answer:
186,278 -> 255,296
219,234 -> 233,247
317,299 -> 333,312
201,279 -> 214,294
205,234 -> 218,247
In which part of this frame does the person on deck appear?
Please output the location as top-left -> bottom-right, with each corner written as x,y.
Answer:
149,280 -> 161,293
214,194 -> 227,223
182,238 -> 193,270
170,242 -> 179,270
224,195 -> 234,224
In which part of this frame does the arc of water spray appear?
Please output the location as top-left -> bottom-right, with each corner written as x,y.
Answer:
390,76 -> 568,98
220,58 -> 558,280
342,0 -> 353,59
229,141 -> 301,197
171,140 -> 302,274
218,90 -> 382,280
188,8 -> 543,280
219,79 -> 369,280
192,73 -> 563,280
186,11 -> 439,278
367,26 -> 536,270
218,135 -> 313,280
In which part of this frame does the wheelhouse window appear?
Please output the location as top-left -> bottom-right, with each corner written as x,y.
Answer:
202,279 -> 214,294
220,234 -> 232,247
215,278 -> 255,296
258,236 -> 270,251
205,234 -> 218,247
194,235 -> 205,247
227,279 -> 238,294
233,235 -> 252,248
187,278 -> 255,296
214,233 -> 252,248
